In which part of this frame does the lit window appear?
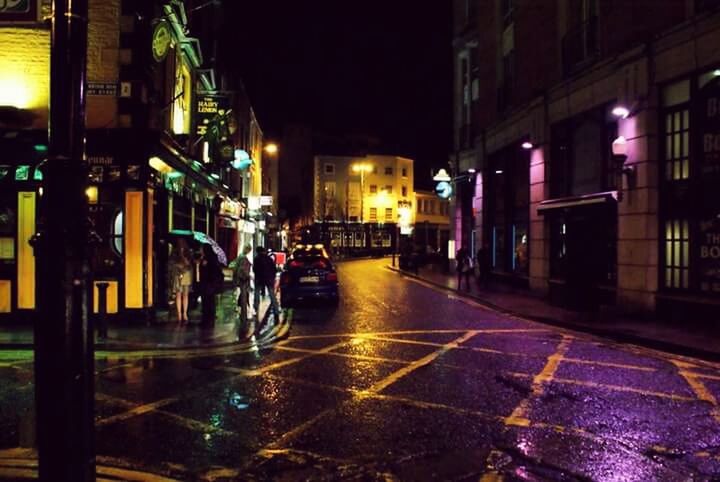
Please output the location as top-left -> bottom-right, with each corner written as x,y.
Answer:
664,219 -> 689,290
385,208 -> 393,221
664,109 -> 690,181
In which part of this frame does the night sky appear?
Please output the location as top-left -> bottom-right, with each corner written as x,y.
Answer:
223,2 -> 453,189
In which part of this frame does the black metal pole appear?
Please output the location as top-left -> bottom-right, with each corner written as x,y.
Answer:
33,0 -> 93,481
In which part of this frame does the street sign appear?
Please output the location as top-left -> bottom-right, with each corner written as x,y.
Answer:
0,0 -> 39,23
87,82 -> 117,96
435,181 -> 453,199
260,195 -> 273,206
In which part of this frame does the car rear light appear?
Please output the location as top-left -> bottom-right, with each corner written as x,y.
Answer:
326,272 -> 337,282
288,260 -> 305,269
280,273 -> 290,285
312,260 -> 329,269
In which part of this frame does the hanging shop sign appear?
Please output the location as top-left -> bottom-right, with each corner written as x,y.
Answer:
260,195 -> 273,206
151,20 -> 172,62
699,216 -> 720,294
247,196 -> 261,211
698,77 -> 720,176
435,181 -> 453,199
194,95 -> 230,138
0,0 -> 39,23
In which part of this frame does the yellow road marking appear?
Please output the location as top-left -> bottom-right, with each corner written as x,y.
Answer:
479,449 -> 506,481
96,396 -> 179,427
260,371 -> 720,465
505,372 -> 697,402
362,331 -> 479,394
0,450 -> 181,481
254,409 -> 336,459
562,357 -> 657,372
505,335 -> 572,427
277,345 -> 409,366
673,361 -> 720,423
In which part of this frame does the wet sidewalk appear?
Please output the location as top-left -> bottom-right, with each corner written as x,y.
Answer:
389,264 -> 720,361
0,288 -> 289,351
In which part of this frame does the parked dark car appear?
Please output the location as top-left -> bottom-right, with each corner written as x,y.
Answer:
280,244 -> 339,307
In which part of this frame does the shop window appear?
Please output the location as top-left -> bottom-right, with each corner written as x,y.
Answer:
369,207 -> 377,221
385,208 -> 393,222
111,211 -> 123,256
664,109 -> 690,181
664,219 -> 690,290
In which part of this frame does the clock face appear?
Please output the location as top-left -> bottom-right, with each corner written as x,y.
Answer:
435,181 -> 453,199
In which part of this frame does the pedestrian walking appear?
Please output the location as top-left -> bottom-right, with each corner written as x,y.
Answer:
456,247 -> 473,291
233,245 -> 253,335
253,246 -> 281,328
476,243 -> 491,289
199,244 -> 223,328
169,238 -> 193,323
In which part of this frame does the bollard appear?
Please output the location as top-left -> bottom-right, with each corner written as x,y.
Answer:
96,282 -> 109,340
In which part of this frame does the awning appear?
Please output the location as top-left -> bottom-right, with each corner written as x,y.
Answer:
537,191 -> 617,214
153,134 -> 231,196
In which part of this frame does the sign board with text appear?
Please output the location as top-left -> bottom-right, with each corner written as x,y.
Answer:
0,0 -> 39,23
193,94 -> 230,138
88,83 -> 117,96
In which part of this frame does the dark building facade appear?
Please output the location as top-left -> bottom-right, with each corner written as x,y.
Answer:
0,0 -> 261,321
452,0 -> 720,319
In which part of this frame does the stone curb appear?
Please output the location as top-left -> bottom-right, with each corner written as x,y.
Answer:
387,265 -> 720,363
0,315 -> 291,354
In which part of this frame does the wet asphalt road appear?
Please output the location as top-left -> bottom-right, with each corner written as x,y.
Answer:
1,258 -> 720,481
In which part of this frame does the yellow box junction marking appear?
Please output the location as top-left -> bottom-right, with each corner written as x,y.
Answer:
505,335 -> 573,427
672,360 -> 720,424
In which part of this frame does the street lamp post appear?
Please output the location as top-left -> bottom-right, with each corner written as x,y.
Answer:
34,0 -> 94,480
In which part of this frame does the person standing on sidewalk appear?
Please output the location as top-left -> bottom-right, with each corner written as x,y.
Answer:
233,245 -> 253,334
199,244 -> 223,328
476,243 -> 491,289
169,239 -> 193,323
456,247 -> 473,291
254,247 -> 281,328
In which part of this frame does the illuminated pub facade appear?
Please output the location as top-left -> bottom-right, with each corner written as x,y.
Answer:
452,0 -> 720,319
0,0 -> 253,321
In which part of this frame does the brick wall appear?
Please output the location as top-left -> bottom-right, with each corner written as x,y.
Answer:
0,28 -> 50,129
86,0 -> 121,128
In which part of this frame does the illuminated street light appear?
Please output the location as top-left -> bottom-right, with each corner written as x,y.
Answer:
521,141 -> 533,150
264,143 -> 278,154
612,106 -> 630,119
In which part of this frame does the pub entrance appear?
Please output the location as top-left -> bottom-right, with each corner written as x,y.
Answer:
540,193 -> 618,310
